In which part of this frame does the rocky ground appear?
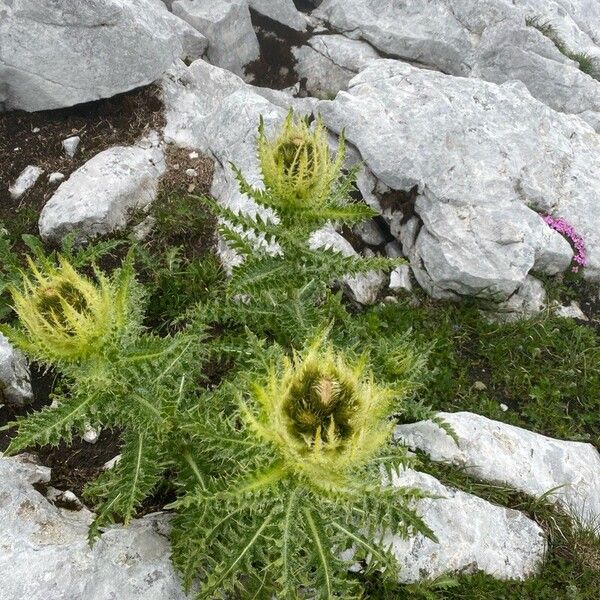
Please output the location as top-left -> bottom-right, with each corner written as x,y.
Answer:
1,0 -> 600,598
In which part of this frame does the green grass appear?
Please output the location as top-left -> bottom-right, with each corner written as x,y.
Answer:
526,17 -> 600,81
349,292 -> 600,599
353,297 -> 600,446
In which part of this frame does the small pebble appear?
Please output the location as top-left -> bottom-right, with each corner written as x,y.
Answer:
385,240 -> 403,258
103,455 -> 122,471
83,424 -> 99,444
132,216 -> 156,241
32,127 -> 40,133
389,265 -> 413,293
62,135 -> 81,158
46,487 -> 84,510
185,168 -> 198,177
500,403 -> 509,412
189,151 -> 199,159
9,165 -> 43,200
48,172 -> 65,184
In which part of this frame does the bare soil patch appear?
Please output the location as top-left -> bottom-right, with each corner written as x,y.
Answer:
0,85 -> 165,244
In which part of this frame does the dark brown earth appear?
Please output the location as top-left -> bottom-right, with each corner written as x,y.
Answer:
0,366 -> 121,500
0,85 -> 166,246
247,10 -> 311,91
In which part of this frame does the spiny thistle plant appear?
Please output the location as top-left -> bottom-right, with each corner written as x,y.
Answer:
8,256 -> 125,364
198,110 -> 402,347
258,111 -> 345,210
2,252 -> 205,536
170,334 -> 434,599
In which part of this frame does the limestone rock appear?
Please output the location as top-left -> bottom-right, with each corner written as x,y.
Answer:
472,20 -> 600,130
8,165 -> 43,200
389,265 -> 413,294
293,34 -> 380,98
485,275 -> 548,322
0,455 -> 190,600
319,61 -> 600,299
62,135 -> 80,158
172,0 -> 259,76
39,140 -> 166,244
0,333 -> 33,407
314,0 -> 600,127
0,0 -> 204,112
554,301 -> 588,320
48,172 -> 65,185
396,412 -> 600,523
309,227 -> 386,305
248,0 -> 307,31
388,468 -> 547,583
354,219 -> 386,247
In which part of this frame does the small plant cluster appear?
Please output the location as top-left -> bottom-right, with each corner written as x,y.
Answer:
526,16 -> 600,81
1,112 -> 435,598
542,214 -> 588,273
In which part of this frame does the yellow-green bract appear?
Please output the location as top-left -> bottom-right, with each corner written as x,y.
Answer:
258,110 -> 346,209
8,256 -> 131,363
243,334 -> 398,490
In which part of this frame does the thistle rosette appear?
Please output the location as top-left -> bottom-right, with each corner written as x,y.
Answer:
243,336 -> 396,488
7,256 -> 130,363
257,110 -> 345,210
171,336 -> 431,599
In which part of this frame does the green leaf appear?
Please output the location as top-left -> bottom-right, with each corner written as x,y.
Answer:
5,392 -> 96,455
85,428 -> 165,538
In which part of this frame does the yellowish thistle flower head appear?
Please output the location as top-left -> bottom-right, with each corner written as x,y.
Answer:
9,257 -> 129,363
258,110 -> 345,209
243,335 -> 397,488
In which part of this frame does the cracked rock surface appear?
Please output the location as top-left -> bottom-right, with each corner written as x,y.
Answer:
0,0 -> 206,112
319,60 -> 600,299
0,455 -> 190,600
388,468 -> 547,583
396,412 -> 600,523
314,0 -> 600,129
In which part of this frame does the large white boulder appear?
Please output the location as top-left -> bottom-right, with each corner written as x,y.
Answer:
388,468 -> 547,582
319,61 -> 600,299
39,137 -> 166,244
314,0 -> 600,128
0,455 -> 190,600
396,412 -> 600,523
171,0 -> 260,76
0,0 -> 206,112
472,20 -> 600,126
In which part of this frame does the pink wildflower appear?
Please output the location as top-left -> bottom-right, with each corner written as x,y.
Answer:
542,215 -> 588,273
